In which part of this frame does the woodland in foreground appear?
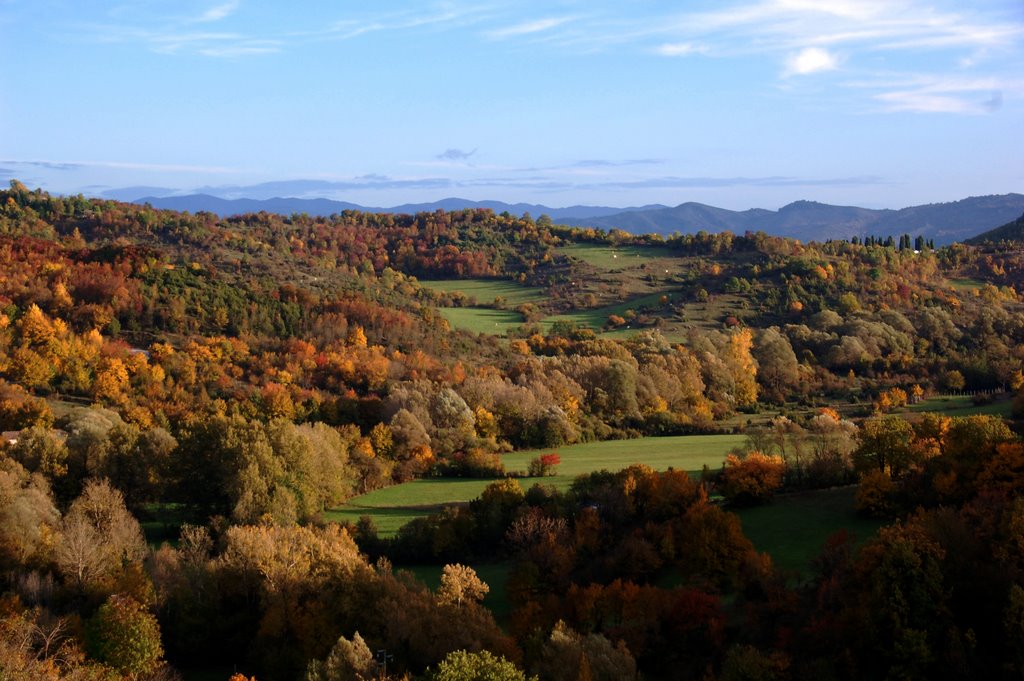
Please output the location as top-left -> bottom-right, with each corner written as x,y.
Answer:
2,180 -> 1024,679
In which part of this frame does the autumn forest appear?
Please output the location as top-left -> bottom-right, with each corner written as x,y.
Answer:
3,179 -> 1024,680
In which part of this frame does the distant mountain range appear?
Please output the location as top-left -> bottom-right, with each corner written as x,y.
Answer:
129,194 -> 665,223
967,211 -> 1024,244
127,191 -> 1024,245
558,194 -> 1024,245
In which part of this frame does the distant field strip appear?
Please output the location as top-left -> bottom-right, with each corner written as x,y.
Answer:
418,278 -> 548,306
908,394 -> 1013,418
946,277 -> 985,291
541,290 -> 677,331
558,244 -> 675,269
436,307 -> 525,335
327,434 -> 745,535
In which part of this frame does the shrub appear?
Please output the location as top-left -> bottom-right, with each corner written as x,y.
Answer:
527,453 -> 560,477
719,452 -> 785,505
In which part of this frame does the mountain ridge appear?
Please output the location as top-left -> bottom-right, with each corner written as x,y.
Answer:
559,193 -> 1024,245
130,192 -> 1024,245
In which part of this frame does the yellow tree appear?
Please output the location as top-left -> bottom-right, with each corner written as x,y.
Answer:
92,357 -> 129,404
725,328 -> 758,408
438,563 -> 490,608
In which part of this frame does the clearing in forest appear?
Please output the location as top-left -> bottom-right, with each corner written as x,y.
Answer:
327,433 -> 746,536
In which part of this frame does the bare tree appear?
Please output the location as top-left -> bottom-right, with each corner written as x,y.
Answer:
55,479 -> 146,589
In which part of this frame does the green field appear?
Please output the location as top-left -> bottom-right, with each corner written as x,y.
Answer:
558,243 -> 675,269
327,434 -> 746,535
736,486 -> 884,579
947,277 -> 985,291
437,307 -> 526,335
418,278 -> 547,306
402,562 -> 514,623
908,394 -> 1013,418
542,291 -> 675,331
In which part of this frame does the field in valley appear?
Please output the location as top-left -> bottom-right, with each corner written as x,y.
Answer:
326,433 -> 747,535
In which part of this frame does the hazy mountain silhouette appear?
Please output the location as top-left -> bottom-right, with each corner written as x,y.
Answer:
130,191 -> 1024,245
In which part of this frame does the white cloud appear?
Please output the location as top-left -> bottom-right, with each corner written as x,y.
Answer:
869,76 -> 1011,113
784,46 -> 839,75
773,0 -> 889,21
655,42 -> 708,57
3,158 -> 245,174
487,17 -> 572,39
194,1 -> 240,24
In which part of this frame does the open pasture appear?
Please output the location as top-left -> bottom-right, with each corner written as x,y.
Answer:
736,486 -> 884,578
558,243 -> 676,269
437,307 -> 526,335
908,394 -> 1013,418
946,277 -> 986,292
418,278 -> 547,306
327,433 -> 746,536
541,290 -> 676,331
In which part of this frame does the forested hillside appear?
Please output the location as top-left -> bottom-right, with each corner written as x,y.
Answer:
2,179 -> 1024,680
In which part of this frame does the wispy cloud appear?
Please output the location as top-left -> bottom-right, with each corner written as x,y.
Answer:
0,159 -> 82,171
82,21 -> 282,57
437,148 -> 478,161
486,16 -> 573,40
1,158 -> 245,174
572,175 -> 887,191
853,75 -> 1018,114
296,6 -> 492,43
571,159 -> 665,168
655,43 -> 709,57
147,171 -> 887,200
192,1 -> 241,24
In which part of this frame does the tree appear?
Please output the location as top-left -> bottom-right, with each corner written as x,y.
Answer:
0,460 -> 59,567
855,469 -> 895,517
428,650 -> 533,681
719,452 -> 785,505
87,593 -> 165,679
535,620 -> 637,681
724,329 -> 758,408
753,328 -> 800,403
305,631 -> 375,681
854,415 -> 915,477
56,478 -> 147,590
719,645 -> 789,681
438,564 -> 490,608
527,453 -> 560,477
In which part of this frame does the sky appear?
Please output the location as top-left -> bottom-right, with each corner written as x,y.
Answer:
1,0 -> 1022,210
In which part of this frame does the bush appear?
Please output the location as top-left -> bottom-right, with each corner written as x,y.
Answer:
438,448 -> 506,478
719,452 -> 785,505
855,470 -> 895,517
527,453 -> 560,477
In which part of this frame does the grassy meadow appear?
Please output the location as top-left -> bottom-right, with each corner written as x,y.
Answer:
436,307 -> 525,335
418,278 -> 547,306
327,433 -> 746,536
557,243 -> 676,269
402,562 -> 515,623
908,394 -> 1013,418
736,485 -> 885,579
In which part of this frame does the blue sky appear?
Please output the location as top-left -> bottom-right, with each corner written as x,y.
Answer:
1,0 -> 1022,209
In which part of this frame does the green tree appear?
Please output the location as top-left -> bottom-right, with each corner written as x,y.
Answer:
87,594 -> 165,679
854,415 -> 915,477
429,650 -> 534,681
305,631 -> 375,681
